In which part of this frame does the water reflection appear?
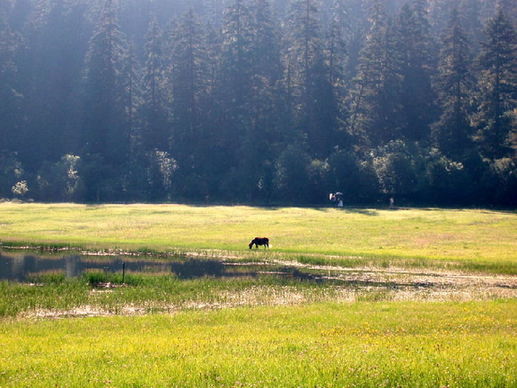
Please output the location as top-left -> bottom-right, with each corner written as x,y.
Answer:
0,252 -> 236,281
0,251 -> 449,291
0,251 -> 293,282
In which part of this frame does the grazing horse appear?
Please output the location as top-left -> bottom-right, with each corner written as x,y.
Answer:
249,237 -> 269,249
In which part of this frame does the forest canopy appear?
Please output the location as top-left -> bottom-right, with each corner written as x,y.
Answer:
0,0 -> 515,205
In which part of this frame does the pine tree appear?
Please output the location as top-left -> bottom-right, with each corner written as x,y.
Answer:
249,0 -> 282,83
395,0 -> 438,142
458,0 -> 484,51
140,16 -> 169,151
349,0 -> 387,144
170,9 -> 210,168
19,0 -> 87,167
286,0 -> 337,157
432,9 -> 475,158
83,0 -> 130,161
350,1 -> 403,146
81,0 -> 131,200
326,0 -> 348,93
325,0 -> 350,147
237,0 -> 283,201
335,0 -> 370,86
285,0 -> 321,106
0,4 -> 22,153
474,8 -> 516,159
207,0 -> 255,186
219,0 -> 254,106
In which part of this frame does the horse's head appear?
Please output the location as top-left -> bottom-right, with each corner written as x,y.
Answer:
248,240 -> 254,249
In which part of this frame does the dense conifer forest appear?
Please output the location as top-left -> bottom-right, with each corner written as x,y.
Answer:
0,0 -> 515,205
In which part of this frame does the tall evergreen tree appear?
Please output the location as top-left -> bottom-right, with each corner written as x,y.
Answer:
218,0 -> 254,106
395,0 -> 438,142
81,0 -> 131,200
170,9 -> 210,172
236,0 -> 283,201
19,0 -> 87,167
432,9 -> 475,158
349,0 -> 387,144
210,0 -> 255,186
350,1 -> 403,146
474,8 -> 516,159
285,0 -> 321,107
140,16 -> 169,151
326,0 -> 348,91
286,0 -> 337,157
0,4 -> 22,153
249,0 -> 282,83
325,0 -> 350,148
457,0 -> 484,50
83,0 -> 130,159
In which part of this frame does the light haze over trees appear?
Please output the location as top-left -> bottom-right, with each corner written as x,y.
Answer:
0,0 -> 515,205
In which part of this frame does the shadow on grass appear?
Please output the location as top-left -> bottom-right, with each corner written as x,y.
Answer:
342,208 -> 379,216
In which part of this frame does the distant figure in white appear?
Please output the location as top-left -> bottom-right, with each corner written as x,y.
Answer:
329,192 -> 344,208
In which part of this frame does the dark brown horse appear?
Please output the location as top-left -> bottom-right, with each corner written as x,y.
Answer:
249,237 -> 269,249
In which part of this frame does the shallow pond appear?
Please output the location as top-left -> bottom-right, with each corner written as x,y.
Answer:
0,250 -> 319,282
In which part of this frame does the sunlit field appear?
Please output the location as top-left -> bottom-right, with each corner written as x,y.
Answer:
1,203 -> 516,387
0,203 -> 515,272
1,301 -> 515,387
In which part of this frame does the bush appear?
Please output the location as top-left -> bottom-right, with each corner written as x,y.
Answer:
424,149 -> 474,205
35,154 -> 82,202
0,152 -> 25,199
328,150 -> 379,204
372,140 -> 425,202
274,144 -> 311,203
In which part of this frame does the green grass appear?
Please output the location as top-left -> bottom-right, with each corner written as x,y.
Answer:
0,273 -> 346,318
1,204 -> 515,386
0,203 -> 516,273
0,300 -> 515,387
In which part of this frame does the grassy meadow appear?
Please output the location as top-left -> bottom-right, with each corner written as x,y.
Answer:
1,301 -> 516,387
1,202 -> 516,387
0,202 -> 516,272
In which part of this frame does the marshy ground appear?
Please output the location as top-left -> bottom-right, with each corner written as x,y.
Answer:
1,251 -> 515,319
0,204 -> 515,387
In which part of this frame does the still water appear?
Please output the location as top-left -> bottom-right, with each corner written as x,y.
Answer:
0,251 -> 317,282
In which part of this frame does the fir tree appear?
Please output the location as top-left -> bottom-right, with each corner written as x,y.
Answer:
395,0 -> 438,142
170,9 -> 209,169
286,0 -> 337,157
349,0 -> 387,143
19,0 -> 87,167
218,0 -> 254,106
432,9 -> 475,158
236,0 -> 283,201
0,4 -> 22,153
81,0 -> 131,201
82,0 -> 130,161
249,0 -> 282,83
141,16 -> 169,151
474,8 -> 516,159
350,1 -> 403,146
209,0 -> 255,184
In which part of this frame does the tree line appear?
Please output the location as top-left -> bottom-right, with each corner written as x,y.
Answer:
0,0 -> 515,205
